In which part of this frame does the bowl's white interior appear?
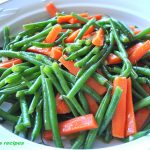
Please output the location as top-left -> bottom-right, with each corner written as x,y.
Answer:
0,1 -> 150,150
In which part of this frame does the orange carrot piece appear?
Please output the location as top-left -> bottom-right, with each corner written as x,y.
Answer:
27,46 -> 51,56
56,93 -> 70,114
45,24 -> 62,43
87,15 -> 102,20
59,56 -> 107,95
135,108 -> 150,131
92,28 -> 104,46
127,43 -> 143,56
57,15 -> 73,23
43,114 -> 98,140
46,2 -> 58,17
65,29 -> 81,43
84,93 -> 99,115
0,58 -> 22,68
50,46 -> 63,60
129,40 -> 150,64
107,53 -> 122,65
112,77 -> 127,138
129,25 -> 141,35
126,78 -> 137,137
143,84 -> 150,95
84,26 -> 95,36
82,31 -> 96,39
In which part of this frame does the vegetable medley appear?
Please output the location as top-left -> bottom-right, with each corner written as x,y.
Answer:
0,1 -> 150,149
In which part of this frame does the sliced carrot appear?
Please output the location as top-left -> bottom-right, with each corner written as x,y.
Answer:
46,2 -> 58,17
27,46 -> 51,56
45,24 -> 62,43
57,15 -> 73,23
126,78 -> 137,137
59,55 -> 107,95
92,28 -> 104,46
43,114 -> 98,140
0,58 -> 22,68
56,93 -> 70,114
84,93 -> 99,115
129,40 -> 150,64
135,108 -> 150,131
127,42 -> 143,56
65,29 -> 81,43
112,77 -> 127,138
143,84 -> 150,95
87,15 -> 102,20
129,25 -> 141,35
106,53 -> 122,65
50,46 -> 63,60
82,31 -> 96,39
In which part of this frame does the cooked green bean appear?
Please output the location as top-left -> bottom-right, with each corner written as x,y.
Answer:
45,78 -> 64,148
62,23 -> 81,29
103,124 -> 113,143
134,27 -> 150,39
8,101 -> 20,114
3,26 -> 10,50
133,66 -> 150,77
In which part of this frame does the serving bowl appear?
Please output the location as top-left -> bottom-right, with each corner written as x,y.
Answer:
0,0 -> 150,149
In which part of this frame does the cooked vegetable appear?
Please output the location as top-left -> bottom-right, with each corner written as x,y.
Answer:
0,3 -> 150,149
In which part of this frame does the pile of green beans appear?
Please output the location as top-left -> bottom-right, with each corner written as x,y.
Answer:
0,9 -> 150,150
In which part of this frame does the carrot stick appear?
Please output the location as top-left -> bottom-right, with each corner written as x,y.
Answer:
84,26 -> 95,36
46,2 -> 58,17
87,15 -> 102,20
82,32 -> 96,39
56,93 -> 70,114
43,114 -> 98,140
65,29 -> 81,43
112,77 -> 127,138
50,46 -> 63,60
57,15 -> 73,24
126,78 -> 137,137
127,43 -> 143,56
143,84 -> 150,95
0,58 -> 22,68
45,24 -> 62,43
84,93 -> 99,115
92,28 -> 104,46
129,40 -> 150,64
27,46 -> 51,56
59,55 -> 107,95
106,53 -> 122,65
135,108 -> 150,131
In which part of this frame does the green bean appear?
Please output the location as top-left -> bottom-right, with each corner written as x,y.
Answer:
115,51 -> 132,77
133,66 -> 150,77
67,32 -> 114,99
16,90 -> 28,98
66,46 -> 91,60
12,65 -> 30,73
132,78 -> 149,97
36,54 -> 53,65
0,68 -> 12,80
62,23 -> 81,29
28,91 -> 41,114
25,71 -> 40,81
134,96 -> 150,112
92,71 -> 108,86
19,96 -> 31,127
12,27 -> 53,48
0,108 -> 18,123
98,86 -> 123,135
75,46 -> 100,68
27,76 -> 41,94
43,66 -> 78,116
137,77 -> 148,85
120,34 -> 130,43
122,129 -> 150,142
110,18 -> 127,57
52,62 -> 85,115
5,73 -> 22,84
65,43 -> 82,53
84,88 -> 111,149
75,18 -> 96,41
78,91 -> 90,114
72,132 -> 87,149
45,78 -> 64,148
3,26 -> 10,50
41,66 -> 51,130
0,68 -> 6,74
134,27 -> 150,39
23,66 -> 40,76
31,42 -> 54,48
31,100 -> 42,141
8,101 -> 20,114
23,18 -> 57,30
103,124 -> 113,143
0,94 -> 8,105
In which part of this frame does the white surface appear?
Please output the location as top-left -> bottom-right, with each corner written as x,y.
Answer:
0,0 -> 150,150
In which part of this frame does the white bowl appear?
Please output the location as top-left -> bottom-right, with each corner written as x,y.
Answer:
0,0 -> 150,150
